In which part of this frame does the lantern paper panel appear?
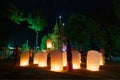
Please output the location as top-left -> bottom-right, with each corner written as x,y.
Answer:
20,52 -> 29,66
46,39 -> 52,48
99,52 -> 104,65
62,51 -> 67,66
38,52 -> 47,67
33,53 -> 40,64
51,50 -> 63,71
87,50 -> 100,71
72,50 -> 81,69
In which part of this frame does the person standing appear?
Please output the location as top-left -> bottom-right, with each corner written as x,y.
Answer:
29,47 -> 33,64
13,45 -> 21,65
66,39 -> 72,72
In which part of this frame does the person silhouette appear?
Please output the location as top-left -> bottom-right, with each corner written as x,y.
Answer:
13,45 -> 21,65
66,39 -> 72,71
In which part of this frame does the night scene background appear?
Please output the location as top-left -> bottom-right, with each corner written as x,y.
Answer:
0,0 -> 120,57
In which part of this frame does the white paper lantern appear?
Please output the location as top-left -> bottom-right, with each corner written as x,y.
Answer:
99,52 -> 104,65
62,51 -> 67,66
38,52 -> 47,67
87,50 -> 100,71
46,39 -> 52,48
51,50 -> 63,71
20,52 -> 29,66
33,53 -> 40,64
72,50 -> 81,69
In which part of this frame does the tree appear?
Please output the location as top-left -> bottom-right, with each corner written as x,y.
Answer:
21,43 -> 30,52
106,25 -> 120,56
51,18 -> 64,50
8,5 -> 24,24
64,14 -> 105,51
27,11 -> 47,50
114,0 -> 120,20
40,35 -> 47,51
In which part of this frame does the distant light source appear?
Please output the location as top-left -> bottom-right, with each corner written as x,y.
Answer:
62,23 -> 65,26
46,39 -> 52,48
59,16 -> 61,19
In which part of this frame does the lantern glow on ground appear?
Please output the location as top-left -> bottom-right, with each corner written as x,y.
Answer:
51,50 -> 63,71
72,50 -> 81,69
62,51 -> 67,66
20,52 -> 29,66
38,52 -> 47,67
33,53 -> 40,64
87,50 -> 100,71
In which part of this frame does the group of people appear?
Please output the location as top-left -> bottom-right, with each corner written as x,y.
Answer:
13,45 -> 33,65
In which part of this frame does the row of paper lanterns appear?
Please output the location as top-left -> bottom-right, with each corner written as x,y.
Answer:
20,50 -> 104,71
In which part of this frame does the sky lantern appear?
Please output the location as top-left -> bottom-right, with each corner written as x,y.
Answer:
87,50 -> 100,71
72,50 -> 81,69
46,39 -> 52,48
51,50 -> 63,71
38,52 -> 47,67
99,52 -> 104,65
20,52 -> 29,66
62,51 -> 67,67
33,53 -> 40,64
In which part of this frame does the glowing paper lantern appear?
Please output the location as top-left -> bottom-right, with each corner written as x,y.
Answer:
38,52 -> 47,67
62,51 -> 67,66
33,53 -> 40,64
99,52 -> 104,65
72,50 -> 81,69
51,50 -> 63,71
46,39 -> 52,48
20,52 -> 29,66
87,50 -> 100,71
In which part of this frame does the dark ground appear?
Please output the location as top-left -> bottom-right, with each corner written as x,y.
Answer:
0,58 -> 120,79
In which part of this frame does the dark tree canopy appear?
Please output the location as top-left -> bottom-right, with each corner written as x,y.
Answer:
64,14 -> 105,51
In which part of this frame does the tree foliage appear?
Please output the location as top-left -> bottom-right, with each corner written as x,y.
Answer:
8,5 -> 24,24
64,14 -> 105,50
27,11 -> 47,32
114,0 -> 120,20
40,35 -> 47,50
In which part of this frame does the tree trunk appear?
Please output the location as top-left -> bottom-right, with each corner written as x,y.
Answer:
36,31 -> 39,51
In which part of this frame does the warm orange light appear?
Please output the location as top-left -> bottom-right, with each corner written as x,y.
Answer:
38,52 -> 47,67
62,51 -> 67,66
46,39 -> 52,48
51,50 -> 63,71
20,52 -> 29,66
33,53 -> 40,64
87,50 -> 100,71
99,52 -> 104,65
72,50 -> 81,69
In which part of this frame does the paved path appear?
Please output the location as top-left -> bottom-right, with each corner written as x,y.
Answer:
0,59 -> 120,79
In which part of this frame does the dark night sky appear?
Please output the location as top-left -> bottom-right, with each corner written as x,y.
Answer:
0,0 -> 114,47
